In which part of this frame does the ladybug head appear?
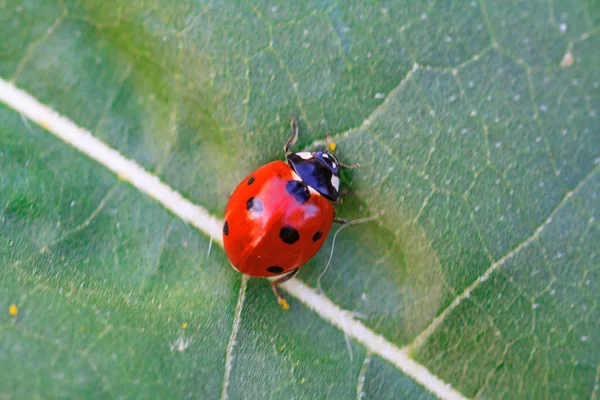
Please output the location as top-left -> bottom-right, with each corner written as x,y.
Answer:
313,150 -> 340,175
286,149 -> 341,202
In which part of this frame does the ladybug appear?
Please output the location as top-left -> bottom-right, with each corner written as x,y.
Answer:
223,117 -> 358,308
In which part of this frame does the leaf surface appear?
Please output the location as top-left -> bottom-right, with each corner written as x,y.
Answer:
1,0 -> 598,398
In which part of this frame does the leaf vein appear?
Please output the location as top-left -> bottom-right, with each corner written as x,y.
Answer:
301,63 -> 419,151
220,275 -> 248,400
355,352 -> 371,400
0,78 -> 469,400
9,14 -> 66,82
404,164 -> 599,353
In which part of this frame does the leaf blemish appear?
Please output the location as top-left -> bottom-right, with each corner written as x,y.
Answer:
9,304 -> 18,316
561,52 -> 575,68
170,337 -> 190,352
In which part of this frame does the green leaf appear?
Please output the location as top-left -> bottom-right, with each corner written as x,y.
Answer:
1,1 -> 598,398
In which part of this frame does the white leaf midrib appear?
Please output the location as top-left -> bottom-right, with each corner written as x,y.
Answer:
0,78 -> 467,400
221,275 -> 248,400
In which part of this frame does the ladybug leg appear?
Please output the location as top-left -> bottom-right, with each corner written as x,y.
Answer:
338,160 -> 360,169
338,188 -> 352,197
333,209 -> 348,224
284,116 -> 299,154
271,268 -> 300,310
331,197 -> 343,205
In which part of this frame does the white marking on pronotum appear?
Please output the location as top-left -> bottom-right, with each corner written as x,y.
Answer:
331,175 -> 340,191
0,79 -> 468,400
221,275 -> 248,400
295,151 -> 313,160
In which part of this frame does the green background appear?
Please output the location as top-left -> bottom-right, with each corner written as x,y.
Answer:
1,0 -> 598,398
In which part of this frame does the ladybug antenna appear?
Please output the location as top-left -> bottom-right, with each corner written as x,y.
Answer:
317,213 -> 380,294
285,117 -> 299,154
338,160 -> 360,169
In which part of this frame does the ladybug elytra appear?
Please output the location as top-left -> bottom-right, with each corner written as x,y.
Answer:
223,117 -> 358,308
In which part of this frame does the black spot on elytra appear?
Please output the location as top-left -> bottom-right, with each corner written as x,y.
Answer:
267,266 -> 284,274
312,231 -> 323,241
279,226 -> 300,244
285,180 -> 310,204
247,176 -> 255,185
223,221 -> 229,236
246,197 -> 263,213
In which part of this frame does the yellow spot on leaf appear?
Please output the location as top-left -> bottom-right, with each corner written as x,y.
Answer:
9,304 -> 18,316
182,322 -> 188,329
280,345 -> 285,351
329,142 -> 337,151
277,297 -> 290,310
301,378 -> 306,384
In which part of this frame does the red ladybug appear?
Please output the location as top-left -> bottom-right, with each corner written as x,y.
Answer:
223,117 -> 358,308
